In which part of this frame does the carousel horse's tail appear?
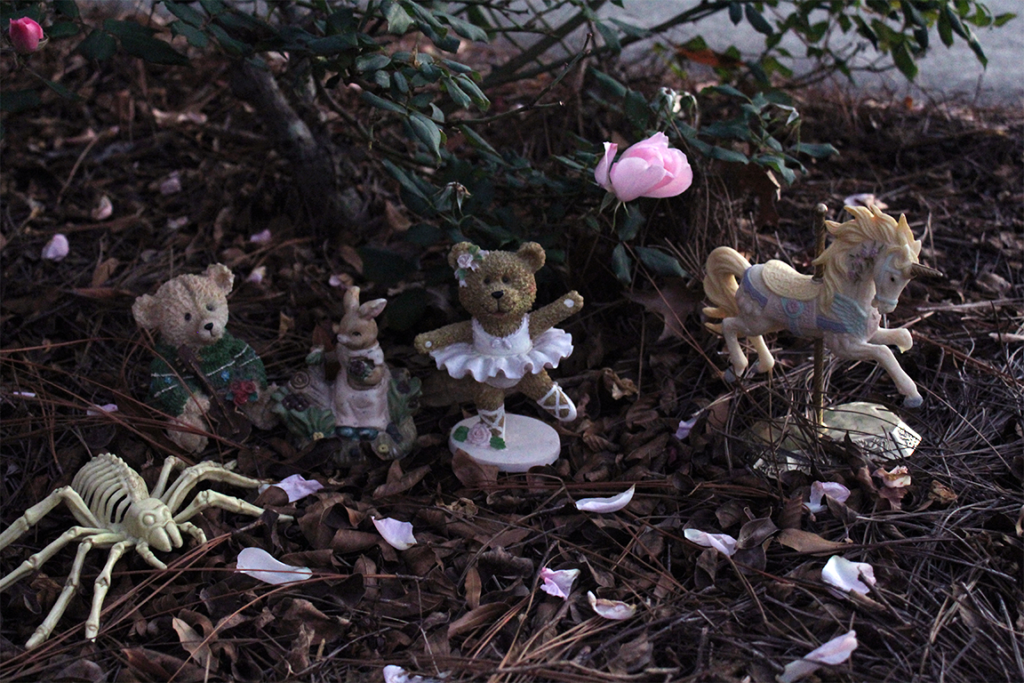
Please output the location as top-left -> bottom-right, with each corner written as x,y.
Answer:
702,247 -> 751,333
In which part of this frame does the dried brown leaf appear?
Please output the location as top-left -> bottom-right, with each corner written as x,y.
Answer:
448,602 -> 511,639
373,462 -> 430,498
332,528 -> 381,554
172,616 -> 217,672
452,449 -> 498,488
91,257 -> 119,287
736,517 -> 778,549
777,528 -> 850,554
601,367 -> 638,400
627,280 -> 702,341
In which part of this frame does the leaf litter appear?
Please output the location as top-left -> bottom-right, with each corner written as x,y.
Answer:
0,12 -> 1022,683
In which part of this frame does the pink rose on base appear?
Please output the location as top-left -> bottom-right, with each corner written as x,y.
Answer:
9,17 -> 44,54
594,132 -> 693,203
466,420 -> 492,446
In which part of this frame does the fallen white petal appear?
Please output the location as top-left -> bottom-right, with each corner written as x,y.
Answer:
587,591 -> 636,620
167,216 -> 189,230
684,528 -> 738,556
329,274 -> 345,287
373,517 -> 417,550
250,229 -> 272,244
779,630 -> 858,682
247,266 -> 266,284
91,195 -> 113,220
236,547 -> 311,585
12,391 -> 36,398
86,403 -> 119,417
807,481 -> 852,513
822,556 -> 876,595
575,485 -> 635,513
265,474 -> 323,503
675,416 -> 698,440
875,465 -> 911,488
539,567 -> 579,600
42,234 -> 69,261
843,193 -> 887,210
382,665 -> 441,683
160,172 -> 182,195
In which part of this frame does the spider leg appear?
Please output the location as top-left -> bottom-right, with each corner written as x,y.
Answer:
0,487 -> 102,552
24,535 -> 92,649
84,539 -> 133,641
149,456 -> 187,499
134,541 -> 166,570
162,463 -> 266,514
1,526 -> 105,593
177,521 -> 207,544
174,489 -> 277,524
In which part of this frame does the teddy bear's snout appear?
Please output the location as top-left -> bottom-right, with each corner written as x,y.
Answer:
491,290 -> 504,300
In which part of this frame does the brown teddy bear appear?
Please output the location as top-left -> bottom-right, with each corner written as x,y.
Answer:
414,242 -> 583,447
132,264 -> 276,453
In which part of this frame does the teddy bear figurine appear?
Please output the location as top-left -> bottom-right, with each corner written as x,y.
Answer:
272,286 -> 420,465
414,242 -> 583,471
132,264 -> 276,453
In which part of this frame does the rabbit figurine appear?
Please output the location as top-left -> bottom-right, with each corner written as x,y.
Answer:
273,287 -> 420,465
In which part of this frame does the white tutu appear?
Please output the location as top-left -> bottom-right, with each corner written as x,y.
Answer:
431,316 -> 573,389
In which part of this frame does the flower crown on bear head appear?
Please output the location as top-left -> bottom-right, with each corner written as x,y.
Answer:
454,245 -> 489,287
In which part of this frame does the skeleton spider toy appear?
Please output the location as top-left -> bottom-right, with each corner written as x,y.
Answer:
0,453 -> 286,649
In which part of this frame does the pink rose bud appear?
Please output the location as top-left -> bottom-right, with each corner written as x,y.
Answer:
594,132 -> 693,203
9,17 -> 44,55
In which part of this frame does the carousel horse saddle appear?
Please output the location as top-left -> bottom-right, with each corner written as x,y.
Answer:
760,259 -> 821,301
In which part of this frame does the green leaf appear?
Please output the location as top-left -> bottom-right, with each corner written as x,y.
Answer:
199,0 -> 227,15
452,425 -> 469,442
360,91 -> 407,114
41,78 -> 77,100
308,32 -> 358,54
207,23 -> 248,55
893,41 -> 918,80
443,76 -> 471,108
490,436 -> 506,449
55,0 -> 80,19
358,247 -> 415,287
409,112 -> 443,159
611,243 -> 632,285
993,13 -> 1016,28
356,53 -> 391,72
0,89 -> 41,113
595,21 -> 621,52
617,205 -> 644,241
624,90 -> 651,129
729,1 -> 743,24
385,1 -> 413,34
171,21 -> 209,48
104,19 -> 189,65
745,4 -> 774,35
436,12 -> 489,42
704,84 -> 748,100
792,142 -> 838,159
589,68 -> 627,98
385,288 -> 428,332
459,124 -> 504,161
706,146 -> 749,164
76,29 -> 117,61
636,247 -> 687,277
164,0 -> 205,28
454,74 -> 489,110
47,22 -> 80,39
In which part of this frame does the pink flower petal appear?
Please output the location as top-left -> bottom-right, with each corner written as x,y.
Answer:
42,234 -> 69,261
91,195 -> 113,221
236,547 -> 312,585
594,141 -> 617,191
778,630 -> 858,683
539,567 -> 579,600
587,591 -> 636,620
643,148 -> 692,198
608,156 -> 666,202
250,229 -> 272,244
269,474 -> 323,503
373,517 -> 417,550
875,465 -> 911,488
160,172 -> 182,195
684,528 -> 737,556
822,556 -> 876,595
807,481 -> 851,513
86,403 -> 119,417
247,266 -> 266,284
674,416 -> 698,440
575,485 -> 635,513
10,17 -> 44,54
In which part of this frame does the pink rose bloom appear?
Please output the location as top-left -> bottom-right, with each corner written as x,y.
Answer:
594,132 -> 693,203
9,17 -> 44,54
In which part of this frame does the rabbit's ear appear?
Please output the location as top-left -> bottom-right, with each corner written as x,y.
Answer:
343,286 -> 361,312
359,299 -> 387,320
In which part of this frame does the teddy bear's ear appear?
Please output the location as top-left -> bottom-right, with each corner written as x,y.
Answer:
132,294 -> 158,329
448,242 -> 476,270
517,242 -> 546,272
204,264 -> 234,293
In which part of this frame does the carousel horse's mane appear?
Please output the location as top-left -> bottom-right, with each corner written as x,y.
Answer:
812,204 -> 922,310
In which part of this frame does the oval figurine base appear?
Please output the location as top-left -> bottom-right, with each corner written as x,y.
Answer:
449,414 -> 561,473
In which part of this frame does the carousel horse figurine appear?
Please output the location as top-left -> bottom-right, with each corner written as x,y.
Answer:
703,205 -> 941,408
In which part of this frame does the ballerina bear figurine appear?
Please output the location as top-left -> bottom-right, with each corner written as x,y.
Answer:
414,242 -> 583,471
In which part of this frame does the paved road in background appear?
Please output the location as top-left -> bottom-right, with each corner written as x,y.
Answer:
611,0 -> 1022,107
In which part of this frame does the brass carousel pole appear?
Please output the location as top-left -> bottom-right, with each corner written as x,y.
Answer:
811,203 -> 829,426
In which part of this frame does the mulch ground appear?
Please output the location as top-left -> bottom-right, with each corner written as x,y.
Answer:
1,27 -> 1022,683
